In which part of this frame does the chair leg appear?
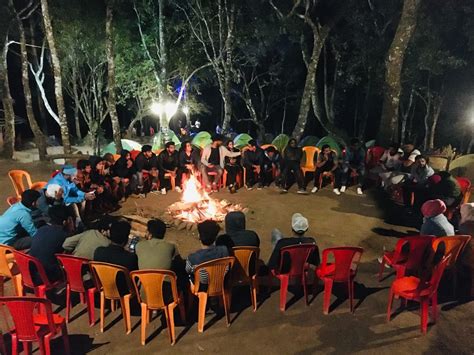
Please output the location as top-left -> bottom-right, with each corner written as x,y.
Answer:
100,292 -> 105,333
121,295 -> 132,334
24,341 -> 32,355
387,288 -> 394,322
79,292 -> 85,304
61,323 -> 71,355
11,333 -> 18,355
197,292 -> 208,333
65,285 -> 71,323
378,259 -> 386,282
12,274 -> 23,296
421,299 -> 429,334
279,276 -> 289,312
86,288 -> 96,327
38,338 -> 46,355
251,277 -> 258,312
223,291 -> 232,327
323,278 -> 333,315
111,299 -> 116,312
140,303 -> 147,345
165,304 -> 176,345
302,274 -> 309,306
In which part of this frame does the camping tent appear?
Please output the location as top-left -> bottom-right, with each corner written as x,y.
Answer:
449,154 -> 474,180
299,135 -> 320,147
102,139 -> 142,154
272,134 -> 290,153
316,136 -> 342,157
191,131 -> 212,149
151,131 -> 181,151
233,133 -> 253,149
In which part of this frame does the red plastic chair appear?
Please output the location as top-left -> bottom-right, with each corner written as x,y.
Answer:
271,244 -> 317,312
56,254 -> 96,326
316,247 -> 364,315
387,255 -> 450,334
378,236 -> 435,281
130,150 -> 141,161
1,296 -> 71,355
13,251 -> 63,299
365,146 -> 386,170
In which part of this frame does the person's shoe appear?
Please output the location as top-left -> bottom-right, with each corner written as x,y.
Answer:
161,188 -> 167,195
297,189 -> 307,194
333,188 -> 341,195
357,187 -> 363,195
340,186 -> 346,193
257,183 -> 263,190
311,186 -> 318,193
137,193 -> 146,199
378,256 -> 391,269
246,185 -> 253,191
175,186 -> 182,193
211,183 -> 218,192
280,188 -> 288,194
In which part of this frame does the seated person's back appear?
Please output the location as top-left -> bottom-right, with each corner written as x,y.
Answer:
136,219 -> 177,270
420,199 -> 455,237
217,211 -> 260,249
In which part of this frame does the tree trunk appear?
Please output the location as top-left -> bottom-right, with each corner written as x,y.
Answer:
400,87 -> 414,145
1,38 -> 15,159
428,96 -> 443,150
378,0 -> 421,145
12,1 -> 48,160
40,0 -> 72,154
72,63 -> 81,139
158,0 -> 166,99
106,0 -> 122,153
221,3 -> 235,133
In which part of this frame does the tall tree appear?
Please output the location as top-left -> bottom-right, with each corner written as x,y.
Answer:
378,0 -> 421,145
105,0 -> 122,153
1,33 -> 15,158
40,0 -> 71,154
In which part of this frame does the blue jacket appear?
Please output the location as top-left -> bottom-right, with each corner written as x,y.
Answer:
47,173 -> 85,205
0,202 -> 37,245
420,214 -> 455,237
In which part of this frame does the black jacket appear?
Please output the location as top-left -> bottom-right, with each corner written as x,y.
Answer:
157,150 -> 179,171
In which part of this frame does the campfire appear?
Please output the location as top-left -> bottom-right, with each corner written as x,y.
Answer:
167,174 -> 245,225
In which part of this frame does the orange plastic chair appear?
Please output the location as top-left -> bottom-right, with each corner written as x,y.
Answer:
130,270 -> 186,346
272,244 -> 317,312
1,296 -> 71,355
301,146 -> 320,177
0,245 -> 22,296
231,247 -> 259,312
113,154 -> 121,162
387,255 -> 450,334
192,257 -> 235,333
89,262 -> 136,334
8,170 -> 33,198
378,236 -> 435,281
316,247 -> 364,315
6,196 -> 20,206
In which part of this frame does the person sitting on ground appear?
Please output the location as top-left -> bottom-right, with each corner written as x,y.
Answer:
178,141 -> 200,184
185,220 -> 229,284
201,134 -> 240,193
370,142 -> 402,187
402,155 -> 435,208
341,138 -> 366,195
76,159 -> 93,191
134,145 -> 159,193
429,171 -> 462,208
29,206 -> 72,282
62,215 -> 114,259
243,140 -> 265,190
0,189 -> 40,249
311,144 -> 341,194
420,199 -> 454,237
113,150 -> 138,196
32,184 -> 64,226
224,140 -> 242,193
267,213 -> 318,272
282,138 -> 306,194
157,141 -> 181,194
94,220 -> 138,271
217,211 -> 260,250
135,219 -> 178,270
262,146 -> 282,187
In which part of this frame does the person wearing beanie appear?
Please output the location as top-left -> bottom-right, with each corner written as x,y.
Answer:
134,144 -> 159,194
185,220 -> 229,284
0,189 -> 40,249
420,199 -> 454,237
267,213 -> 318,272
243,140 -> 265,190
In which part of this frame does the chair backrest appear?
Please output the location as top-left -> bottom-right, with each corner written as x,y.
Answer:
394,236 -> 434,272
320,247 -> 364,282
30,181 -> 47,191
13,251 -> 52,290
0,296 -> 56,340
6,196 -> 20,206
130,150 -> 141,161
278,244 -> 317,277
194,257 -> 235,297
89,261 -> 133,299
8,170 -> 33,197
0,245 -> 15,278
425,254 -> 451,297
430,235 -> 471,268
113,154 -> 121,162
56,254 -> 90,293
130,269 -> 179,309
456,177 -> 471,203
301,146 -> 320,168
232,247 -> 259,282
366,146 -> 385,168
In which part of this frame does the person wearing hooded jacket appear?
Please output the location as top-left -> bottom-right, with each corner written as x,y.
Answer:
216,211 -> 260,250
420,199 -> 454,237
281,138 -> 306,194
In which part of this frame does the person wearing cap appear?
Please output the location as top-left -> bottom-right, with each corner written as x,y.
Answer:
201,134 -> 240,192
420,199 -> 454,237
157,141 -> 181,194
267,213 -> 318,271
32,183 -> 64,225
134,145 -> 159,193
243,140 -> 265,190
0,189 -> 40,249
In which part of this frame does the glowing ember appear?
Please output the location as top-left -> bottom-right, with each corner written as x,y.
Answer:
168,174 -> 244,224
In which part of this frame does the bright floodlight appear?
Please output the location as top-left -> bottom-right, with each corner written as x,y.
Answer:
182,106 -> 190,115
165,101 -> 178,118
150,101 -> 163,116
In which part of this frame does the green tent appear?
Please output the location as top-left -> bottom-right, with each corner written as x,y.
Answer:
272,134 -> 290,153
191,131 -> 212,149
151,131 -> 181,151
102,139 -> 142,154
233,133 -> 253,149
316,136 -> 342,157
299,135 -> 320,147
450,154 -> 474,180
365,139 -> 376,148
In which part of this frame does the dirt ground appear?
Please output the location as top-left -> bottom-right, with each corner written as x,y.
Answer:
1,159 -> 473,355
